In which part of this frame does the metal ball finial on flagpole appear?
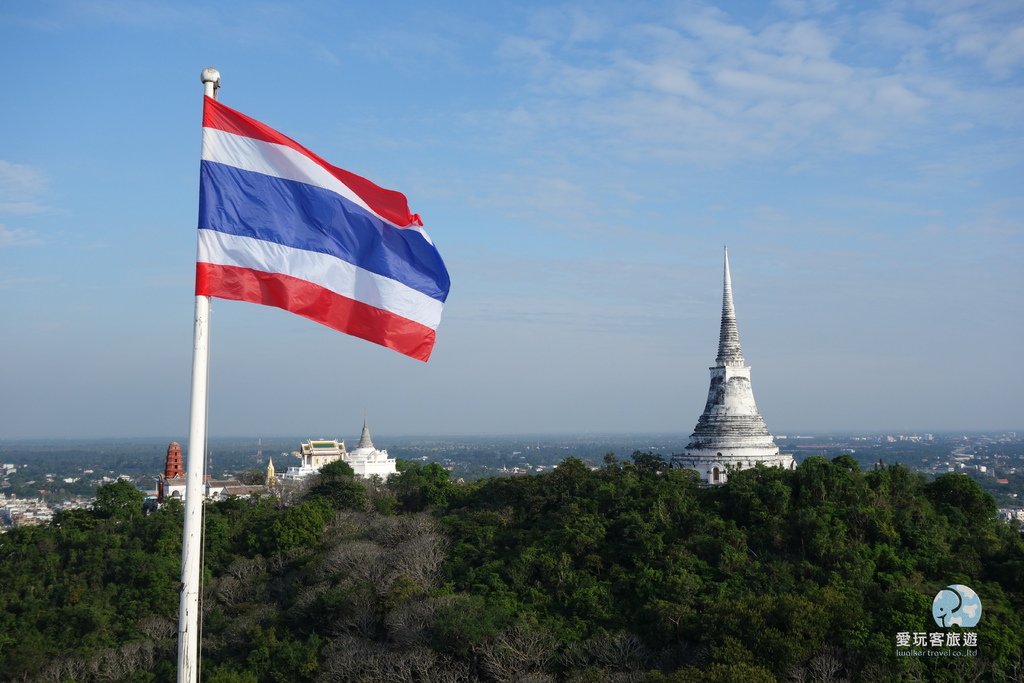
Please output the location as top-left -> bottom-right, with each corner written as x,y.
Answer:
201,67 -> 220,96
177,66 -> 219,683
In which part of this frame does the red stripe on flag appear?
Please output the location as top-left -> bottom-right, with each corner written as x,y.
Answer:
196,262 -> 436,361
202,97 -> 422,228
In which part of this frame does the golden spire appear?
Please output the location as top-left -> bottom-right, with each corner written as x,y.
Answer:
266,457 -> 277,486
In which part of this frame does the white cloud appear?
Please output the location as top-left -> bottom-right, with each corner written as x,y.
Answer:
959,199 -> 1024,238
0,160 -> 48,214
524,5 -> 611,44
984,24 -> 1024,76
0,224 -> 41,247
0,274 -> 49,288
773,0 -> 839,17
485,3 -> 1021,166
912,3 -> 1024,79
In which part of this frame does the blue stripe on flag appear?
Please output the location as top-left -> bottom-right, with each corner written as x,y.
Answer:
198,160 -> 450,302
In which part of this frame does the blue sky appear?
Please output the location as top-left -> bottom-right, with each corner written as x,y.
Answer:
1,0 -> 1021,438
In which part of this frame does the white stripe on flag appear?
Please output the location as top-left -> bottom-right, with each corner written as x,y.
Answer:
201,128 -> 382,221
197,229 -> 443,329
202,128 -> 434,241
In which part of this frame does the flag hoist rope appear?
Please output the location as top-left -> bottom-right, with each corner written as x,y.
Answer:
177,66 -> 220,683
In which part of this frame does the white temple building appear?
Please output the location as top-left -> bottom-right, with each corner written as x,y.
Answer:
672,249 -> 795,484
282,419 -> 398,481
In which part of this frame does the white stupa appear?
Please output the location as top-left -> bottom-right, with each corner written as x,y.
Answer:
346,419 -> 398,479
672,248 -> 794,484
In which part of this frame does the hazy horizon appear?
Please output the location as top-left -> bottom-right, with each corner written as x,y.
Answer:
1,427 -> 1019,443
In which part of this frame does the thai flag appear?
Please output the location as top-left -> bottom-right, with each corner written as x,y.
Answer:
197,97 -> 450,361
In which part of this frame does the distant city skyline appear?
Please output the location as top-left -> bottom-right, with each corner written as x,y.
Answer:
1,1 -> 1021,438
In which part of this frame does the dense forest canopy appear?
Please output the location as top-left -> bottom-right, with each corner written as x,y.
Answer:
1,455 -> 1022,682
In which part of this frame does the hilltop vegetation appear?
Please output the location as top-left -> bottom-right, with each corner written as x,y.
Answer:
1,455 -> 1022,682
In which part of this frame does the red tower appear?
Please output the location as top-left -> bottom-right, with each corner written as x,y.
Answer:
158,441 -> 185,501
164,442 -> 184,478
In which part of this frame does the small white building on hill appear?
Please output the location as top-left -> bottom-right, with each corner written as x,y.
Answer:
282,420 -> 398,481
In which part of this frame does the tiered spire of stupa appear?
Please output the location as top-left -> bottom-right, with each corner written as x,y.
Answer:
357,418 -> 374,450
672,248 -> 793,484
716,249 -> 744,367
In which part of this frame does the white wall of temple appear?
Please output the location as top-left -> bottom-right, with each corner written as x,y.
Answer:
683,446 -> 782,459
163,482 -> 187,499
348,449 -> 397,478
672,455 -> 796,485
352,460 -> 398,478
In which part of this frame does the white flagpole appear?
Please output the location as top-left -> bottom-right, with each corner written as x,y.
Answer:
177,66 -> 219,683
